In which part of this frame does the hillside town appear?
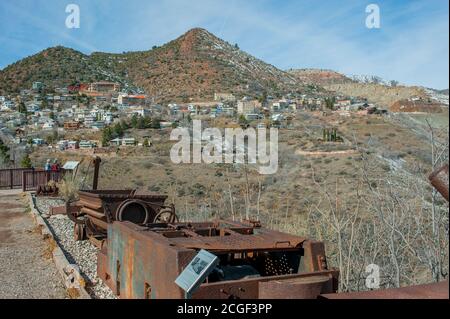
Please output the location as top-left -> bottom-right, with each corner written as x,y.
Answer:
0,79 -> 390,165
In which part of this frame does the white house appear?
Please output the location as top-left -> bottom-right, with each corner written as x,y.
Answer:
84,115 -> 96,127
110,137 -> 136,146
79,140 -> 96,149
32,138 -> 45,146
42,121 -> 56,130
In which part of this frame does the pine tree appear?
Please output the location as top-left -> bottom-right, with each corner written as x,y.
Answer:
21,154 -> 32,168
102,127 -> 113,146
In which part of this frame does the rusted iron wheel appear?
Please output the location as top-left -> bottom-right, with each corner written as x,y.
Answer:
116,199 -> 151,224
153,208 -> 179,223
74,223 -> 86,241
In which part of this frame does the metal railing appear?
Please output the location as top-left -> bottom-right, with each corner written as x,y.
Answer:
0,168 -> 34,189
21,170 -> 66,192
0,168 -> 66,191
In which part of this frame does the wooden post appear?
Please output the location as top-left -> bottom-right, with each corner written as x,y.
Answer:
22,171 -> 27,192
92,156 -> 101,190
10,169 -> 13,189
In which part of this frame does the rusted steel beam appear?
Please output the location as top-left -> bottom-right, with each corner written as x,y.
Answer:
259,275 -> 333,299
429,164 -> 449,202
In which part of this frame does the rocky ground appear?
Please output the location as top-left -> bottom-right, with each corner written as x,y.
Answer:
34,197 -> 116,299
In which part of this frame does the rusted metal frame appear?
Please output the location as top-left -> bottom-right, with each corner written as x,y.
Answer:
192,270 -> 339,299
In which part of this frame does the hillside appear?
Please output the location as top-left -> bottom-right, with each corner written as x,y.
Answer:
323,82 -> 429,108
90,28 -> 305,102
288,68 -> 353,85
0,46 -> 137,94
0,28 -> 308,101
288,69 -> 449,110
391,98 -> 444,113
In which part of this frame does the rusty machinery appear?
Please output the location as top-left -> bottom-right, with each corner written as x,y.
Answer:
94,164 -> 449,299
97,220 -> 339,299
67,157 -> 179,246
69,190 -> 178,245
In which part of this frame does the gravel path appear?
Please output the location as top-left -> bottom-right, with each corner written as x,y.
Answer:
0,191 -> 67,299
34,197 -> 116,299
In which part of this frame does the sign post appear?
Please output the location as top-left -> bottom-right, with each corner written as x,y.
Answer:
175,249 -> 219,299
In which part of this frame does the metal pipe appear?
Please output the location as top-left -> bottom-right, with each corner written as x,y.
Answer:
429,164 -> 449,202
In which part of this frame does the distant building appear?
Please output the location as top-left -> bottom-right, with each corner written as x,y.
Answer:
32,82 -> 44,91
84,115 -> 96,127
79,140 -> 96,149
271,100 -> 289,112
88,82 -> 120,93
118,94 -> 147,106
57,140 -> 69,150
32,138 -> 45,146
110,137 -> 136,146
67,141 -> 79,150
42,121 -> 55,130
244,114 -> 261,121
91,121 -> 105,130
335,99 -> 352,108
1,101 -> 15,111
64,121 -> 80,131
237,99 -> 261,115
129,106 -> 151,117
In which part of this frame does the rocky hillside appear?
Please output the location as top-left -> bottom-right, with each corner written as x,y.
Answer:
0,46 -> 137,94
289,69 -> 448,111
391,98 -> 444,113
324,82 -> 429,108
288,68 -> 353,85
0,28 -> 306,102
91,28 -> 304,102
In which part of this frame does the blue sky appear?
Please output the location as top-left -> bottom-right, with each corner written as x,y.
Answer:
0,0 -> 448,89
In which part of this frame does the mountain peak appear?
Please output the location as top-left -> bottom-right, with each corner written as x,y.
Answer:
0,28 -> 303,100
184,27 -> 211,37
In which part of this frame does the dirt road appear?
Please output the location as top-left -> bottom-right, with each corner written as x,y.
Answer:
0,190 -> 67,299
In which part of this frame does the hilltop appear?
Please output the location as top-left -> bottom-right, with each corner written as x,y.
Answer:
0,28 -> 308,101
0,46 -> 138,94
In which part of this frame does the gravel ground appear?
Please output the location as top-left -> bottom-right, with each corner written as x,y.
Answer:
34,197 -> 116,299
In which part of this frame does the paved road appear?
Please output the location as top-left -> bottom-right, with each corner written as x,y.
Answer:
0,190 -> 67,299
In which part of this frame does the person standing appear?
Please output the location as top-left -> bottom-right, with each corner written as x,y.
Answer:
51,159 -> 60,172
44,159 -> 51,171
